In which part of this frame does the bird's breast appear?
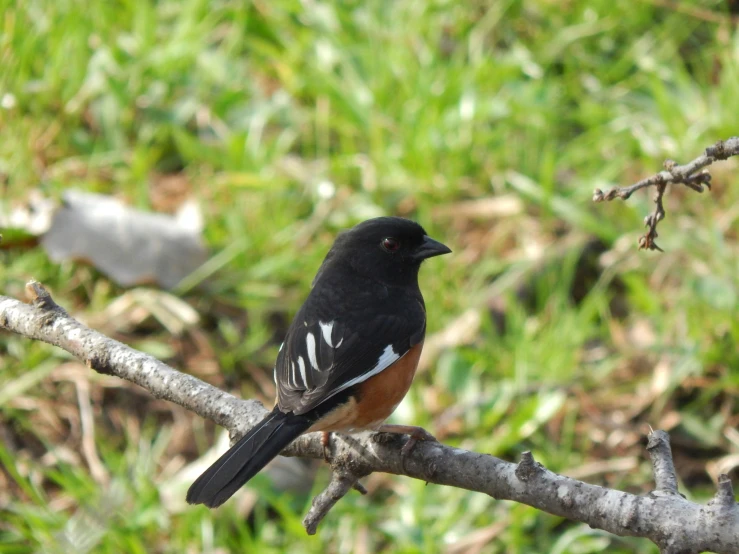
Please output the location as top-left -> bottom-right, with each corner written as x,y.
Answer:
309,342 -> 424,433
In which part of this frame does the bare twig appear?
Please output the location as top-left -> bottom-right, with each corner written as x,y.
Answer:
646,430 -> 680,495
303,470 -> 361,534
2,283 -> 739,552
515,451 -> 543,482
593,137 -> 739,250
710,474 -> 737,509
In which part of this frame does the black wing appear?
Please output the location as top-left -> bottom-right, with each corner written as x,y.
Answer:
274,280 -> 426,416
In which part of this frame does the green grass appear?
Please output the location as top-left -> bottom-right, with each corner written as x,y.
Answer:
2,0 -> 738,552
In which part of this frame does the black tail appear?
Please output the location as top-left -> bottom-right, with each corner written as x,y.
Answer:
186,408 -> 313,508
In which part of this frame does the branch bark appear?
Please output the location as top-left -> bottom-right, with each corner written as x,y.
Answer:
2,282 -> 738,552
593,136 -> 739,251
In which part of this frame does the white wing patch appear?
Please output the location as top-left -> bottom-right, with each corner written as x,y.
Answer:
319,321 -> 334,348
306,332 -> 318,370
290,361 -> 297,388
336,345 -> 400,392
298,356 -> 308,386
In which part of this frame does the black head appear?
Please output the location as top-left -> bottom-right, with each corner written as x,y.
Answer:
323,217 -> 451,286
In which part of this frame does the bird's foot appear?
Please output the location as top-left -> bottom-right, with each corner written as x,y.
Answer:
321,431 -> 332,463
374,424 -> 436,473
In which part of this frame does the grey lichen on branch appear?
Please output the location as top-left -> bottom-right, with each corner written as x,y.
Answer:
2,281 -> 739,552
593,137 -> 739,251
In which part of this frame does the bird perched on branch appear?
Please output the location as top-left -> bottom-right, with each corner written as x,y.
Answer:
187,217 -> 451,508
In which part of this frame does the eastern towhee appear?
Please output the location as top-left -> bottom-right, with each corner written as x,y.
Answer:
187,217 -> 451,508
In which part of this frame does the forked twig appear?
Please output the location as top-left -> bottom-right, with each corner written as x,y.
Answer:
593,137 -> 739,251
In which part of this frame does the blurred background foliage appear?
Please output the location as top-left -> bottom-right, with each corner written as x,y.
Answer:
1,0 -> 738,552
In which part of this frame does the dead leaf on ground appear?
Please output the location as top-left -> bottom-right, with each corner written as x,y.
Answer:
40,190 -> 207,289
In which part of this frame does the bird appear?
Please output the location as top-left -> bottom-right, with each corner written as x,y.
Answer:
186,216 -> 451,508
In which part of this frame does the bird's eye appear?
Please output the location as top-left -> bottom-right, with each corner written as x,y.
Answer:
381,237 -> 401,252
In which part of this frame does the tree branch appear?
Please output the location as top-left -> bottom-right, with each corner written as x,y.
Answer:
593,137 -> 739,251
2,282 -> 739,552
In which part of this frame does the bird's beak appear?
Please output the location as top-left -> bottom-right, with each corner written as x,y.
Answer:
414,235 -> 452,261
